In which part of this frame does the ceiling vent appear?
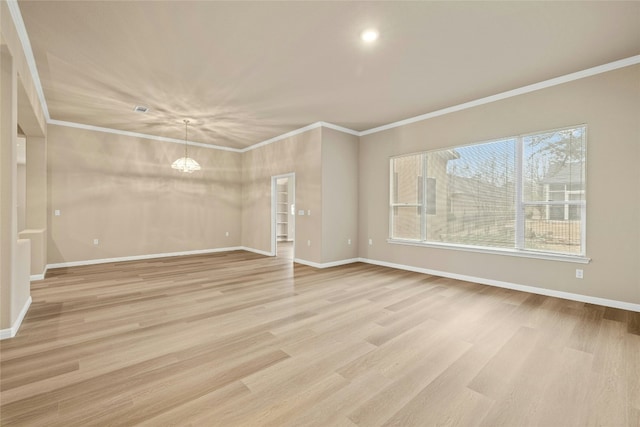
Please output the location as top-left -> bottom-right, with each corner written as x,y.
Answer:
133,105 -> 149,113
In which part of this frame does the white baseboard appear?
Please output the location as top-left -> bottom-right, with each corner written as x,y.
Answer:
0,296 -> 32,340
293,257 -> 361,269
39,248 -> 640,313
47,246 -> 244,269
30,266 -> 47,281
240,246 -> 274,257
358,257 -> 640,313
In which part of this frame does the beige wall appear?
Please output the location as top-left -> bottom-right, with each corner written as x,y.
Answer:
24,135 -> 47,276
1,46 -> 19,330
46,123 -> 359,267
241,128 -> 322,263
26,136 -> 47,230
47,125 -> 242,264
1,1 -> 47,333
321,127 -> 359,263
14,239 -> 30,317
359,65 -> 640,304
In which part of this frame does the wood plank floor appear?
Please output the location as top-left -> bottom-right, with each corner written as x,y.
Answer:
1,250 -> 638,426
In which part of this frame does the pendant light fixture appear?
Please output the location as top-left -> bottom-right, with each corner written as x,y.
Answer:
171,119 -> 201,173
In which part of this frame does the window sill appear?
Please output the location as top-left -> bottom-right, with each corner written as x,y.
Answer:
387,239 -> 591,264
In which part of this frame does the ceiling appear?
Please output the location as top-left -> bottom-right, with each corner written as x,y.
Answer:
17,1 -> 640,150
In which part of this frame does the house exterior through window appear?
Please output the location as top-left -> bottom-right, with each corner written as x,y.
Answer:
390,125 -> 587,258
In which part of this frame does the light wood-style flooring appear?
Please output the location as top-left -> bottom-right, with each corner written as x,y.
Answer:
1,250 -> 639,426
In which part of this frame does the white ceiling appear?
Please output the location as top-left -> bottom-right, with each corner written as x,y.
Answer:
17,1 -> 640,150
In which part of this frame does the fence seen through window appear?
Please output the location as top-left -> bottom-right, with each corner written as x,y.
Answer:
390,125 -> 586,256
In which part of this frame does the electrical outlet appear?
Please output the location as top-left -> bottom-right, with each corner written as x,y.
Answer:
54,209 -> 61,216
368,238 -> 373,245
93,239 -> 99,245
307,240 -> 311,246
348,239 -> 351,245
307,210 -> 311,216
225,231 -> 229,237
576,269 -> 583,279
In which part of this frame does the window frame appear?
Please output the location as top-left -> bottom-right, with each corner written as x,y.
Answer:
388,125 -> 590,264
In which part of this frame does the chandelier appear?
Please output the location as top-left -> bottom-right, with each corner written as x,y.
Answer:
171,119 -> 201,173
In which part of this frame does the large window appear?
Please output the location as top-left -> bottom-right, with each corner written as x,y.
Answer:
389,125 -> 586,258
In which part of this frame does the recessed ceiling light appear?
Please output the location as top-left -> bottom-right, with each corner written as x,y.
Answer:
133,105 -> 149,113
361,29 -> 379,43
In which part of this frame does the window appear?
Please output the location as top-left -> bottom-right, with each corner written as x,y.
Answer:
389,125 -> 586,258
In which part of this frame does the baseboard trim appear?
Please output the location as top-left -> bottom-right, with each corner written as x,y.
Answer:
0,296 -> 32,340
30,266 -> 48,281
40,249 -> 639,312
358,257 -> 640,313
293,257 -> 360,269
47,247 -> 244,269
239,246 -> 275,257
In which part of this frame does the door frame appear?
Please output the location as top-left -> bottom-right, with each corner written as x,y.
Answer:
271,173 -> 296,257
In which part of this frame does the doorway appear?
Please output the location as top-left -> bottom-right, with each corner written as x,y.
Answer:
272,173 -> 295,260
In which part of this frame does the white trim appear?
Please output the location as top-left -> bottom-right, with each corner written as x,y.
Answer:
358,258 -> 639,313
515,136 -> 525,249
46,246 -> 244,269
0,296 -> 33,340
239,246 -> 275,257
47,120 -> 360,154
48,120 -> 242,152
41,55 -> 640,153
387,239 -> 591,264
6,1 -> 50,120
271,173 -> 296,258
240,122 -> 323,153
293,257 -> 360,269
7,0 -> 640,155
30,267 -> 48,282
318,121 -> 360,136
360,55 -> 640,136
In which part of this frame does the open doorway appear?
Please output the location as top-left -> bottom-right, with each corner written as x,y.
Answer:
272,173 -> 295,260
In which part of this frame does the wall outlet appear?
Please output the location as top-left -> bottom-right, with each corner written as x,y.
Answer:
348,239 -> 351,245
54,209 -> 61,216
307,240 -> 311,246
93,239 -> 99,245
307,210 -> 311,216
225,231 -> 229,237
576,269 -> 583,279
368,238 -> 373,246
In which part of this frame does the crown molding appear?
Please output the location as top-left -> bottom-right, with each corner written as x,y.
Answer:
48,119 -> 243,152
318,121 -> 361,136
8,1 -> 639,152
6,0 -> 50,121
239,122 -> 324,153
360,55 -> 640,136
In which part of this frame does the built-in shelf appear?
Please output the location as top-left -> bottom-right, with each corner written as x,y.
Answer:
277,181 -> 290,242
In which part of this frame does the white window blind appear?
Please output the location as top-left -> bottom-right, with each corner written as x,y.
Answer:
389,125 -> 587,257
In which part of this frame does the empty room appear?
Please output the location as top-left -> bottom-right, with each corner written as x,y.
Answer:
1,1 -> 639,425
